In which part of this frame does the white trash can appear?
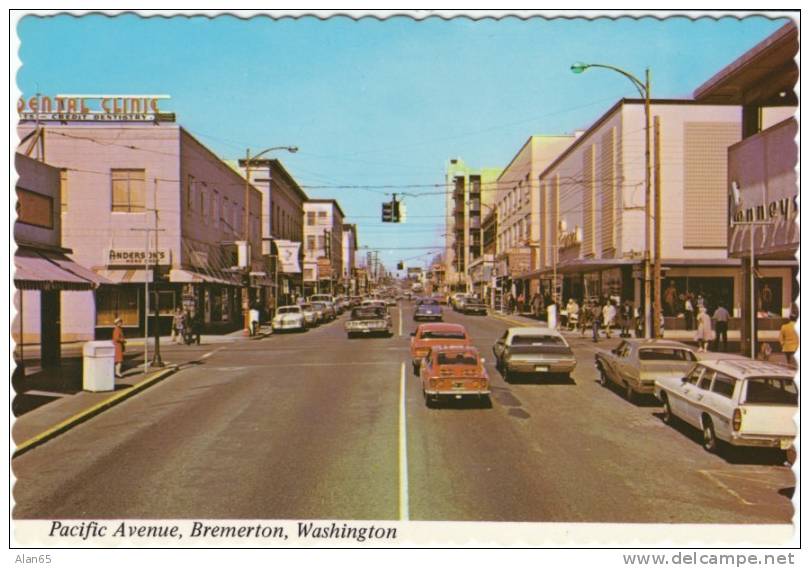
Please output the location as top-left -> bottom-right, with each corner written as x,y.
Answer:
83,340 -> 116,392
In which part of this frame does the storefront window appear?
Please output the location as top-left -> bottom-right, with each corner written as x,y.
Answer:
756,277 -> 782,317
662,277 -> 735,316
97,286 -> 139,326
152,290 -> 176,316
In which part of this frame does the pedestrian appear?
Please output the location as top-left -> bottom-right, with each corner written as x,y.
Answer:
579,302 -> 591,337
778,315 -> 798,367
508,294 -> 516,314
684,294 -> 695,331
620,300 -> 633,338
711,303 -> 730,352
694,306 -> 714,353
182,309 -> 193,344
172,307 -> 185,344
567,298 -> 580,331
517,292 -> 525,314
190,310 -> 203,345
112,317 -> 126,378
602,300 -> 616,339
591,302 -> 602,343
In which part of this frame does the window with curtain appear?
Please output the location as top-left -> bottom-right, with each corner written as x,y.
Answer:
111,169 -> 146,213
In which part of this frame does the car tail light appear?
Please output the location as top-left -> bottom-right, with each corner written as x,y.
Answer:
733,408 -> 742,432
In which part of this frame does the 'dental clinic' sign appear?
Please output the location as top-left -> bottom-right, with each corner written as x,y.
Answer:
18,94 -> 171,122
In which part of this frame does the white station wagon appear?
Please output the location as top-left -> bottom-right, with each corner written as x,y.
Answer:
655,359 -> 797,454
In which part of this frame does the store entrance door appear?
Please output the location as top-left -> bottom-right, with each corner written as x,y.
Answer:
40,290 -> 61,367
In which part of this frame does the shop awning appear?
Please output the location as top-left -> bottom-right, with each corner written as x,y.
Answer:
519,258 -> 639,279
96,268 -> 154,284
169,268 -> 240,286
14,248 -> 110,291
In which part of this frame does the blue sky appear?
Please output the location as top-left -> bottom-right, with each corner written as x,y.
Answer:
16,13 -> 791,271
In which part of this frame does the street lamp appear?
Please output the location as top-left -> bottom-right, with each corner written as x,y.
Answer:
571,62 -> 656,338
241,146 -> 298,333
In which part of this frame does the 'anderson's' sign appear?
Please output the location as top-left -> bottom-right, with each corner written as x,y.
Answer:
18,94 -> 171,122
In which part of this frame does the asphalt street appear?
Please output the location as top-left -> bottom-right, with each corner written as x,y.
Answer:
12,302 -> 795,522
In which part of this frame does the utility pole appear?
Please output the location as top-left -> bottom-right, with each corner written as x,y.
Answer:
653,115 -> 662,339
242,148 -> 252,334
643,68 -> 653,339
131,225 -> 165,373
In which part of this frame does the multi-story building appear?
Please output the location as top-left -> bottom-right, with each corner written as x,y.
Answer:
341,224 -> 358,295
17,104 -> 264,337
529,99 -> 747,329
444,158 -> 502,292
493,135 -> 576,307
239,158 -> 308,309
303,199 -> 345,296
693,21 -> 797,353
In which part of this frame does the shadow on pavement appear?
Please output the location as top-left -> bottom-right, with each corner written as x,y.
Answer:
504,372 -> 576,386
426,395 -> 493,410
594,380 -> 662,407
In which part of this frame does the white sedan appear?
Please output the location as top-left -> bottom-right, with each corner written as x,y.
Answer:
272,305 -> 307,333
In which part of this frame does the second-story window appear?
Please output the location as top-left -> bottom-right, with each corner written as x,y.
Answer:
307,211 -> 316,225
111,169 -> 145,213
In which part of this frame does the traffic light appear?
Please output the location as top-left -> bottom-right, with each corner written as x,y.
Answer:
382,201 -> 394,222
397,261 -> 404,270
393,199 -> 401,223
398,201 -> 406,223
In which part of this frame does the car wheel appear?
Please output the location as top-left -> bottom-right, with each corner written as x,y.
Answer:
662,395 -> 675,425
599,370 -> 609,387
702,417 -> 718,453
625,382 -> 636,403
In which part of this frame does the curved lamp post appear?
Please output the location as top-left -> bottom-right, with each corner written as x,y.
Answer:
571,62 -> 656,339
242,146 -> 298,333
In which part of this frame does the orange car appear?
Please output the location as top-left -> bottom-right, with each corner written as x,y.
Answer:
420,345 -> 490,407
410,322 -> 471,374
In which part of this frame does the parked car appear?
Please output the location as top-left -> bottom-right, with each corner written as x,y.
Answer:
410,323 -> 471,375
462,298 -> 488,315
419,345 -> 490,407
310,293 -> 335,305
655,359 -> 798,454
385,296 -> 398,307
297,302 -> 319,327
311,301 -> 336,321
414,298 -> 443,321
449,293 -> 466,310
345,305 -> 393,338
272,305 -> 306,333
493,327 -> 576,382
595,339 -> 697,402
350,296 -> 363,307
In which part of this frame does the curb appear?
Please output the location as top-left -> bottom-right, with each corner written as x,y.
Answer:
12,366 -> 178,459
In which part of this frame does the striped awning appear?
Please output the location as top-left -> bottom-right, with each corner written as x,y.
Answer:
14,248 -> 110,291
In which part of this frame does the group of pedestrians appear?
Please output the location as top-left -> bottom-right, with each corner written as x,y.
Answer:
171,307 -> 202,345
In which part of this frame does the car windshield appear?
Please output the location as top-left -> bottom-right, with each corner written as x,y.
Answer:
278,307 -> 300,314
744,377 -> 798,405
638,348 -> 697,361
352,308 -> 385,319
312,302 -> 326,309
437,352 -> 479,366
421,331 -> 466,340
512,335 -> 565,346
418,299 -> 438,305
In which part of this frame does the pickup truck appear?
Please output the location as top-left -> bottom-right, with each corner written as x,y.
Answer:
655,358 -> 797,454
345,306 -> 393,338
492,327 -> 576,381
594,339 -> 697,403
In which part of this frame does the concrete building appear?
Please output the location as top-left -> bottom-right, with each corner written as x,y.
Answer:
13,153 -> 107,371
693,21 -> 798,353
444,158 -> 502,292
303,199 -> 345,296
529,99 -> 751,329
493,135 -> 576,308
238,158 -> 308,308
17,112 -> 264,337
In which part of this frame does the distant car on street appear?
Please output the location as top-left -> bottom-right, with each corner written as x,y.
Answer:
410,323 -> 471,375
493,327 -> 576,382
449,293 -> 466,310
297,302 -> 319,327
462,298 -> 488,315
272,305 -> 306,333
311,301 -> 336,321
420,345 -> 490,407
595,339 -> 697,402
345,306 -> 393,338
655,359 -> 797,454
414,298 -> 443,321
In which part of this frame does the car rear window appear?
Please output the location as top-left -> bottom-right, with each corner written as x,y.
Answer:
512,335 -> 565,346
278,307 -> 300,314
437,352 -> 478,366
744,377 -> 798,405
352,308 -> 385,319
421,331 -> 466,340
639,348 -> 697,361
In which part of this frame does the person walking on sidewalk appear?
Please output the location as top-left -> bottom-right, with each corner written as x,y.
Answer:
591,301 -> 602,343
684,294 -> 695,331
779,315 -> 798,367
602,300 -> 617,339
619,300 -> 633,338
190,311 -> 202,345
171,307 -> 185,344
712,303 -> 730,352
694,306 -> 714,353
112,317 -> 126,378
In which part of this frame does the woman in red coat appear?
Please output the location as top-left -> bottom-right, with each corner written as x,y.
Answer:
112,317 -> 126,378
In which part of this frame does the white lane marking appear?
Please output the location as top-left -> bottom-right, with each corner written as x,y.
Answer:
699,470 -> 754,506
399,361 -> 410,521
398,307 -> 403,337
199,348 -> 222,360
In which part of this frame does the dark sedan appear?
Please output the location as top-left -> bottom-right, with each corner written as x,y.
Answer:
414,298 -> 443,321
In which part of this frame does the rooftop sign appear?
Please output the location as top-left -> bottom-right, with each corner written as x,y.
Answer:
17,94 -> 171,122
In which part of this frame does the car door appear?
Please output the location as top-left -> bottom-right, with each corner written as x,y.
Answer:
684,369 -> 716,428
604,341 -> 627,383
615,343 -> 636,386
669,364 -> 704,421
706,372 -> 737,442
